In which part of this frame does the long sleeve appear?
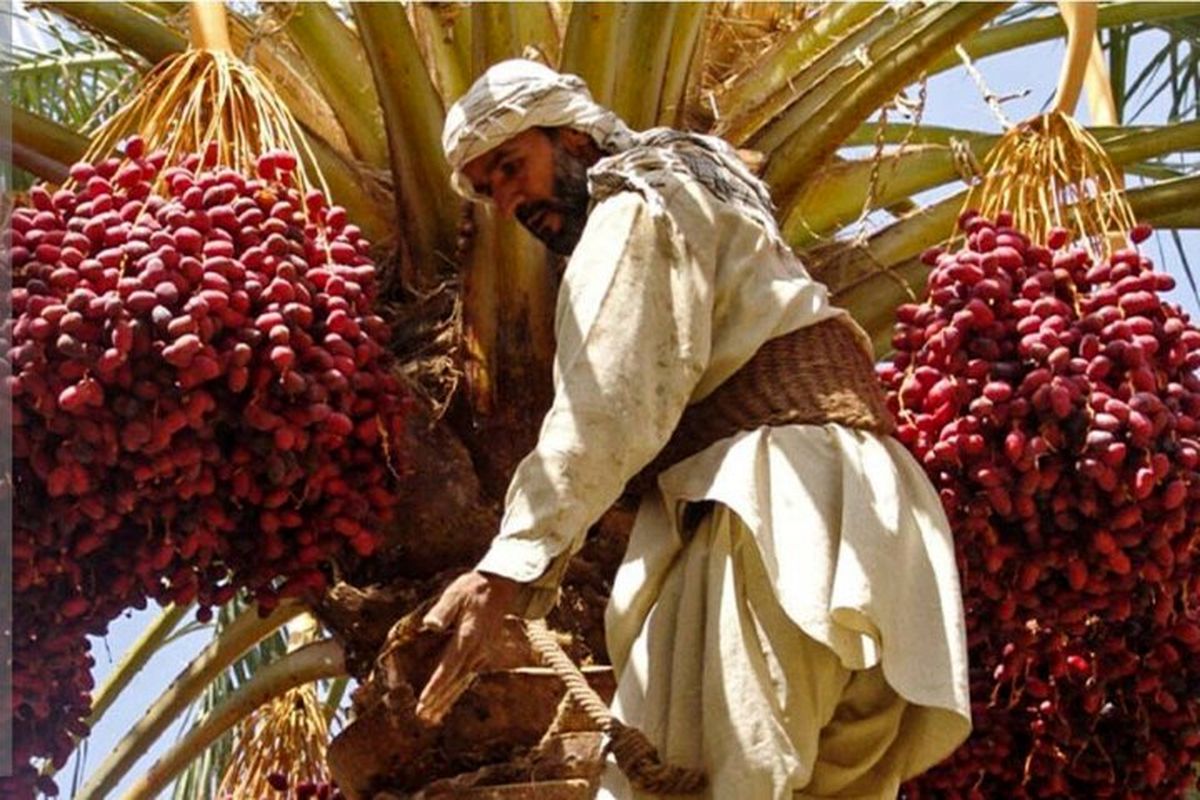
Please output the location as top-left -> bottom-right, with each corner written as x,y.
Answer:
475,190 -> 714,616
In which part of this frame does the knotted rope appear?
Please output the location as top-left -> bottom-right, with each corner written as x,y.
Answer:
524,619 -> 707,795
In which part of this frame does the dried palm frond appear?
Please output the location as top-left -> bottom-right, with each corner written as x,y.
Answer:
700,2 -> 815,93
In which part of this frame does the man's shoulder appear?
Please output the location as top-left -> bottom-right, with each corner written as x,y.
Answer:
586,130 -> 781,236
586,138 -> 697,209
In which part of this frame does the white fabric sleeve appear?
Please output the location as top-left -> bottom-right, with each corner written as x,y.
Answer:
475,191 -> 714,614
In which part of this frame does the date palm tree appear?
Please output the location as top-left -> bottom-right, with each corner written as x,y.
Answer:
8,2 -> 1199,797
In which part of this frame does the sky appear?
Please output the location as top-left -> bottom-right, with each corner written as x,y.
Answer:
5,5 -> 1197,799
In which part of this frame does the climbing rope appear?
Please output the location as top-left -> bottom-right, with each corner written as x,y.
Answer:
524,619 -> 708,796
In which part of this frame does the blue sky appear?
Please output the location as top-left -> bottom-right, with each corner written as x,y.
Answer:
9,7 -> 1196,799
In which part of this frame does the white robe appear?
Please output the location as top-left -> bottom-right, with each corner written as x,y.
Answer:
474,148 -> 971,797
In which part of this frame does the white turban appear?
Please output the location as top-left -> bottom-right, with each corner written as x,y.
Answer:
441,59 -> 635,202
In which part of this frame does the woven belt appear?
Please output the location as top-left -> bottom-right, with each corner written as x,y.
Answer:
625,315 -> 894,499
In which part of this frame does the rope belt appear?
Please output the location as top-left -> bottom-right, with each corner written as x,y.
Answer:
626,314 -> 894,498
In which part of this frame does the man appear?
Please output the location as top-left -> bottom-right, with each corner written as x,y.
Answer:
418,59 -> 971,799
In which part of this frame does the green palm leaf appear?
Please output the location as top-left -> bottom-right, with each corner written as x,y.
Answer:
791,119 -> 1200,247
170,596 -> 290,800
132,638 -> 344,800
74,601 -> 304,800
5,46 -> 132,128
1111,13 -> 1200,122
4,11 -> 136,188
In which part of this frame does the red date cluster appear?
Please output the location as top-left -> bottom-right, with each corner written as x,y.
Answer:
2,525 -> 93,799
4,138 -> 409,796
884,213 -> 1200,798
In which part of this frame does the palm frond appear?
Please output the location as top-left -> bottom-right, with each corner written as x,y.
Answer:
14,1 -> 145,66
353,1 -> 458,288
992,4 -> 1053,27
758,2 -> 1007,213
6,7 -> 139,189
1101,12 -> 1200,123
171,595 -> 290,800
6,45 -> 134,131
129,639 -> 344,800
171,670 -> 233,800
74,601 -> 304,800
1166,229 -> 1198,308
279,2 -> 387,169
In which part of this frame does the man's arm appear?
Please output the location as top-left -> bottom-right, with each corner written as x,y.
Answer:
417,190 -> 715,723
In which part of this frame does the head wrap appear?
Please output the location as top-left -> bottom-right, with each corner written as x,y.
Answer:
441,59 -> 781,241
441,59 -> 635,202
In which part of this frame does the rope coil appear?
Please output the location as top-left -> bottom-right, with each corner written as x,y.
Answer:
524,619 -> 708,795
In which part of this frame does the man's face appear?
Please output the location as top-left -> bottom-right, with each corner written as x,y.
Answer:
462,127 -> 593,256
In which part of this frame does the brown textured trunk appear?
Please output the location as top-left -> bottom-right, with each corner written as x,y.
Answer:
311,208 -> 628,795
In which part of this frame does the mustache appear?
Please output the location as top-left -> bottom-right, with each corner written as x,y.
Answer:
516,200 -> 569,232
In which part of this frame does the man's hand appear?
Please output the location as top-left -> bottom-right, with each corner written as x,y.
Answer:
415,570 -> 522,725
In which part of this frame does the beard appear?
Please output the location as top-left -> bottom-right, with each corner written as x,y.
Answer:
516,144 -> 592,257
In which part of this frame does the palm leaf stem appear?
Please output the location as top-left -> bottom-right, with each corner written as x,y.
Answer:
85,603 -> 192,736
606,3 -> 686,130
748,2 -> 913,154
467,2 -> 559,82
282,2 -> 387,169
33,1 -> 183,64
1155,210 -> 1200,228
786,119 -> 1200,245
559,3 -> 630,107
353,2 -> 457,289
119,639 -> 345,800
714,2 -> 882,143
925,2 -> 1200,77
1127,164 -> 1186,181
654,3 -> 708,129
129,1 -> 181,19
1121,174 -> 1200,222
44,603 -> 192,782
761,2 -> 1007,211
408,3 -> 472,104
9,103 -> 88,181
841,122 -> 1170,149
73,601 -> 305,800
720,2 -> 1177,145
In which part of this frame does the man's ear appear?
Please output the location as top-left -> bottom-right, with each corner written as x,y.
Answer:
559,127 -> 599,158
